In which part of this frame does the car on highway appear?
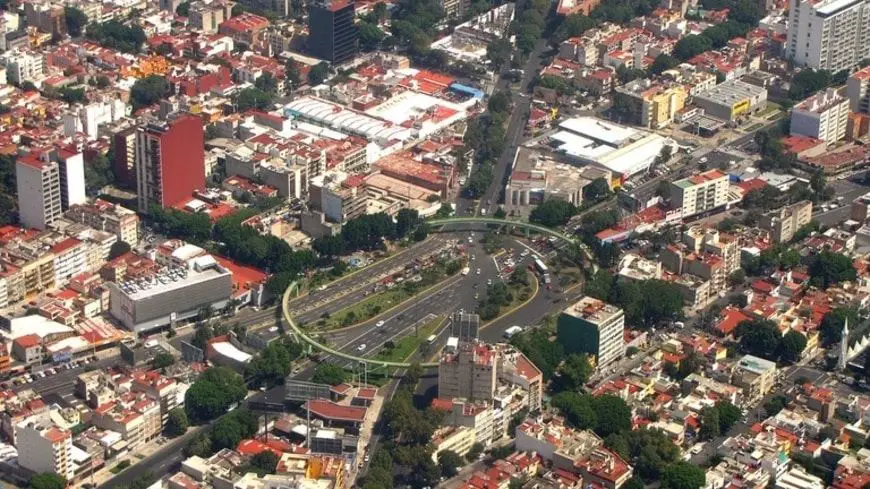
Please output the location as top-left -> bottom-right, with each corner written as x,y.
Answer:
375,320 -> 385,328
357,344 -> 367,352
476,268 -> 481,275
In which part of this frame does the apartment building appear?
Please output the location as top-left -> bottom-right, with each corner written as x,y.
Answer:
557,296 -> 625,368
614,79 -> 688,129
732,354 -> 777,402
188,0 -> 232,33
62,99 -> 127,141
759,200 -> 813,243
439,341 -> 498,401
136,115 -> 205,213
661,226 -> 741,295
16,154 -> 61,230
112,125 -> 137,188
132,371 -> 179,427
15,417 -> 73,480
667,169 -> 730,219
309,172 -> 368,223
791,88 -> 850,143
515,416 -> 603,470
2,49 -> 45,85
91,396 -> 161,449
65,199 -> 140,246
787,0 -> 870,72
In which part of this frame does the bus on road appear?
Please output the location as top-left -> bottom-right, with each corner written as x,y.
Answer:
534,258 -> 548,274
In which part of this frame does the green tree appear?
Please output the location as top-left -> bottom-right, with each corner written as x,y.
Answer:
249,451 -> 279,475
438,450 -> 463,477
779,330 -> 807,363
108,240 -> 131,259
235,88 -> 273,112
153,352 -> 175,369
699,405 -> 721,440
552,391 -> 597,429
308,62 -> 330,85
130,75 -> 170,110
529,199 -> 579,227
312,363 -> 346,385
176,1 -> 190,15
673,34 -> 713,60
466,442 -> 485,462
649,53 -> 680,75
809,250 -> 857,288
486,38 -> 513,68
715,401 -> 742,433
86,20 -> 146,53
593,395 -> 632,437
661,462 -> 707,489
184,432 -> 213,457
555,354 -> 593,391
737,319 -> 781,361
764,395 -> 788,416
245,340 -> 302,388
27,474 -> 67,489
359,21 -> 386,51
820,307 -> 858,346
164,407 -> 189,437
254,73 -> 278,94
185,367 -> 247,423
583,177 -> 611,201
552,13 -> 595,42
64,7 -> 88,37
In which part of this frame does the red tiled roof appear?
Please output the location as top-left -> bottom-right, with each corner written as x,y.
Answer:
14,334 -> 40,349
304,399 -> 366,423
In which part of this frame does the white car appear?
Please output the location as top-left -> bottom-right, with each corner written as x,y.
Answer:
476,268 -> 481,275
376,320 -> 385,328
357,344 -> 367,352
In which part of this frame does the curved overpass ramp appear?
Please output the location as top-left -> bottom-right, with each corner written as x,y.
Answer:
282,217 -> 582,368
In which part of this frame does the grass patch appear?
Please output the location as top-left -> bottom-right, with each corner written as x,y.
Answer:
315,261 -> 461,330
376,315 -> 445,363
110,460 -> 131,474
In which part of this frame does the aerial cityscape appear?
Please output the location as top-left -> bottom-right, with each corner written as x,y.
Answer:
1,0 -> 870,488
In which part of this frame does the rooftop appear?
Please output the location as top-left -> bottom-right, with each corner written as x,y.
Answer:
563,296 -> 623,324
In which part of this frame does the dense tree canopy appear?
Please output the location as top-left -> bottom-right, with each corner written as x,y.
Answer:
820,307 -> 858,346
185,367 -> 247,423
312,363 -> 347,386
64,7 -> 88,37
661,462 -> 707,489
130,75 -> 171,110
510,328 -> 565,380
529,199 -> 579,227
736,319 -> 782,361
28,474 -> 67,489
165,407 -> 189,437
86,20 -> 146,53
245,339 -> 303,388
808,251 -> 857,288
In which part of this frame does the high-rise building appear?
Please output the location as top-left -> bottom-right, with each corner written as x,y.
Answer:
135,115 -> 205,213
557,296 -> 625,368
451,311 -> 479,341
438,342 -> 497,401
790,88 -> 850,143
16,153 -> 61,230
15,417 -> 73,480
308,0 -> 358,64
112,125 -> 137,188
666,169 -> 730,219
786,0 -> 870,72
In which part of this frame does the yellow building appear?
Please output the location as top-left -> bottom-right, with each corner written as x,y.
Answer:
614,79 -> 688,129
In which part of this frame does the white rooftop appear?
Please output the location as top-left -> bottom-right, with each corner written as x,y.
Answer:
5,315 -> 74,340
284,97 -> 414,143
558,117 -> 638,146
211,341 -> 252,363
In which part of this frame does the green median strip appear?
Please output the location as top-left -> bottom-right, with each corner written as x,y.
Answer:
375,315 -> 446,363
313,262 -> 462,330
